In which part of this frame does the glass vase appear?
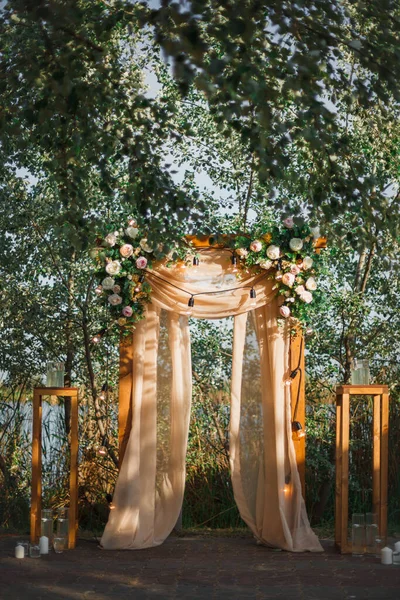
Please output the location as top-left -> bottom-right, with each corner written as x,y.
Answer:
46,362 -> 65,388
350,359 -> 370,385
351,513 -> 365,556
56,507 -> 69,538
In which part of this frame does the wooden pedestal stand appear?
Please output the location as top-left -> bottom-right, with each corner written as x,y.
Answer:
30,387 -> 79,549
335,385 -> 389,554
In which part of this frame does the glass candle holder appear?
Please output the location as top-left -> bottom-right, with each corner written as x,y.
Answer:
56,508 -> 69,538
350,359 -> 370,385
41,509 -> 53,540
29,544 -> 41,558
365,512 -> 379,554
351,513 -> 365,556
53,537 -> 66,554
46,362 -> 65,388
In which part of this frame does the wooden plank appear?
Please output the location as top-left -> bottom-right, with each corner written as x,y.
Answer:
290,327 -> 305,497
380,392 -> 389,543
372,395 -> 381,520
119,333 -> 133,468
340,393 -> 350,553
30,390 -> 42,543
337,385 -> 388,395
68,391 -> 79,549
335,392 -> 342,549
34,387 -> 78,395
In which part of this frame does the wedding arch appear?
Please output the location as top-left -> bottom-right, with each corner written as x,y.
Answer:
97,231 -> 325,553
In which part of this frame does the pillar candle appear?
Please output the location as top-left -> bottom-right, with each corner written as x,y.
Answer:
394,541 -> 400,553
15,545 -> 24,559
381,547 -> 393,565
39,536 -> 49,554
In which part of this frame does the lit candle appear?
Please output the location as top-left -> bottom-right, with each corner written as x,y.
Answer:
39,536 -> 49,554
15,545 -> 24,559
381,547 -> 393,565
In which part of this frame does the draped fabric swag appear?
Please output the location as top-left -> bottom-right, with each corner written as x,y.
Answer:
101,250 -> 322,552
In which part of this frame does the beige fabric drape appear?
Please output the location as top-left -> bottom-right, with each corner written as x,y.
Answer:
101,250 -> 322,552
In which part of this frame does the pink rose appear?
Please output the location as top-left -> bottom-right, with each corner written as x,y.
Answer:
282,272 -> 295,287
280,305 -> 291,318
290,264 -> 300,275
283,217 -> 294,229
250,240 -> 262,252
300,291 -> 313,303
120,244 -> 134,258
136,256 -> 148,269
122,306 -> 133,317
113,285 -> 121,293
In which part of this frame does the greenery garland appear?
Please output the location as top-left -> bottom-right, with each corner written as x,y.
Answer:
93,217 -> 323,328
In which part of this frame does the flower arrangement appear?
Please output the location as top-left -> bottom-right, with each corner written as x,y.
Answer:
93,216 -> 323,329
233,218 -> 322,323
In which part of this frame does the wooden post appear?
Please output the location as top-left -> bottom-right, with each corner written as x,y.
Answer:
335,385 -> 390,553
290,327 -> 306,497
30,388 -> 79,548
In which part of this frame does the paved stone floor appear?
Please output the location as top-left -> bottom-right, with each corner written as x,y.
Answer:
1,534 -> 400,600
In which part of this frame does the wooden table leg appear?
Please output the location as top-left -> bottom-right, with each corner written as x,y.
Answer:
69,391 -> 78,549
341,393 -> 350,553
30,390 -> 42,543
335,393 -> 342,550
380,392 -> 389,544
372,395 -> 381,523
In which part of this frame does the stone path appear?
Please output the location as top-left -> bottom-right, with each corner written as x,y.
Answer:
1,534 -> 400,599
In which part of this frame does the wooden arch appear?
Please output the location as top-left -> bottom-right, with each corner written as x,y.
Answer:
117,235 -> 327,495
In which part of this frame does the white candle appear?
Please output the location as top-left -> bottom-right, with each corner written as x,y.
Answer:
39,536 -> 49,554
381,546 -> 393,565
394,541 -> 400,553
15,545 -> 24,559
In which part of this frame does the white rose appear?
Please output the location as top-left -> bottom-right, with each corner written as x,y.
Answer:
104,233 -> 117,247
289,238 -> 303,252
101,277 -> 115,290
266,245 -> 280,260
108,293 -> 123,306
258,259 -> 273,270
305,277 -> 317,291
295,285 -> 305,296
140,238 -> 153,253
302,256 -> 313,270
310,226 -> 320,240
105,260 -> 121,276
125,227 -> 139,239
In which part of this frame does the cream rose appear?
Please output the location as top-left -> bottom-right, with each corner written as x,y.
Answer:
119,244 -> 134,258
140,238 -> 153,253
125,227 -> 139,239
108,293 -> 123,306
302,256 -> 313,270
236,248 -> 248,258
289,238 -> 303,252
104,233 -> 117,247
305,277 -> 317,291
266,245 -> 280,260
259,259 -> 273,270
113,285 -> 121,293
310,226 -> 320,240
300,291 -> 313,303
105,261 -> 121,276
290,264 -> 300,275
295,285 -> 305,296
282,272 -> 295,287
101,277 -> 115,290
250,240 -> 262,252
